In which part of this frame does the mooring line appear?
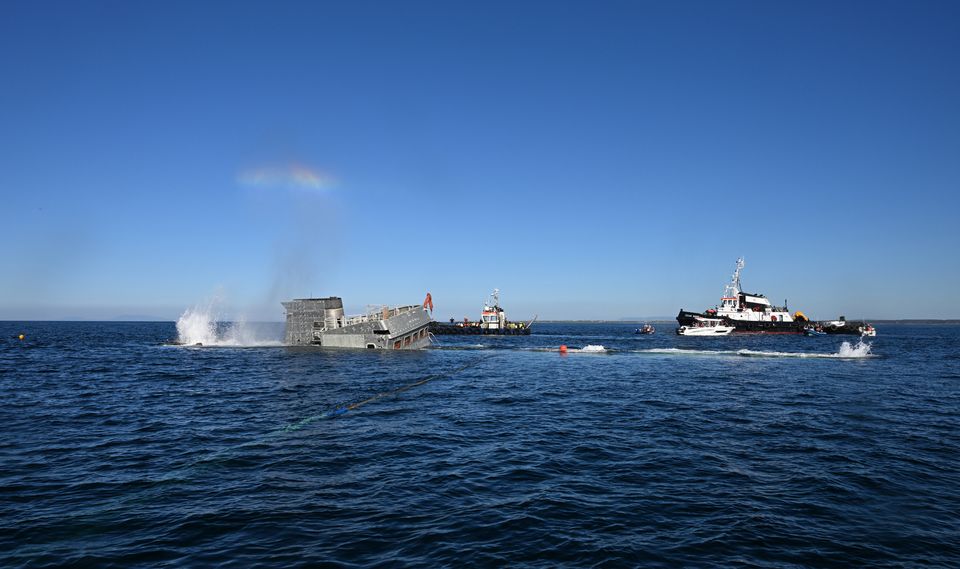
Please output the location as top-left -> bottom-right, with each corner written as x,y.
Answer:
278,355 -> 485,434
187,355 -> 491,471
73,354 -> 494,519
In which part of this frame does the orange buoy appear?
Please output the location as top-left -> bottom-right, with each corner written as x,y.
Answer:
18,334 -> 24,341
559,344 -> 567,354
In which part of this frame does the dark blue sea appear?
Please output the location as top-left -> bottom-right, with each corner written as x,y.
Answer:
2,321 -> 959,567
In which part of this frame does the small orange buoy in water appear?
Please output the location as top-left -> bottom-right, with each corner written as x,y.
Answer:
559,344 -> 567,354
18,334 -> 24,341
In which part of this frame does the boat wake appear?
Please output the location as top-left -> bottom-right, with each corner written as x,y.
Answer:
516,345 -> 611,354
175,303 -> 282,347
433,340 -> 874,359
638,340 -> 874,359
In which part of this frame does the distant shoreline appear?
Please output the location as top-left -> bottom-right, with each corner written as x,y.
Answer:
538,319 -> 960,325
3,319 -> 960,325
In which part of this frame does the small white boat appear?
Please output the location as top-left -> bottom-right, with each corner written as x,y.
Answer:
859,324 -> 877,337
676,317 -> 735,336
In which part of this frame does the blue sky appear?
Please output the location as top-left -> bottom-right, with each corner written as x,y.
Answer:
2,1 -> 958,321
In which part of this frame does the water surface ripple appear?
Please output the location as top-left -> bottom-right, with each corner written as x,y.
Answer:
1,322 -> 959,567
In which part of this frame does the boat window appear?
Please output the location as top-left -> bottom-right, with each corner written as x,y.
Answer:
394,341 -> 401,349
404,336 -> 411,346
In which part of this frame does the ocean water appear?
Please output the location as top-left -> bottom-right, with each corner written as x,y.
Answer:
1,321 -> 959,567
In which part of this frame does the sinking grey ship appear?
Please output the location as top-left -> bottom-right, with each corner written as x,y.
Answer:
282,297 -> 431,349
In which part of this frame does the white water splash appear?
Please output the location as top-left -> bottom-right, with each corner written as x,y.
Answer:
838,339 -> 872,358
175,302 -> 282,347
580,345 -> 607,352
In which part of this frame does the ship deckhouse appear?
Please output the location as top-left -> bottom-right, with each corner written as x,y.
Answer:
710,258 -> 794,323
480,289 -> 507,330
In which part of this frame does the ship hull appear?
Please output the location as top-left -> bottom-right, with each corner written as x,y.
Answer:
676,311 -> 866,335
283,298 -> 432,349
677,310 -> 804,334
429,322 -> 531,335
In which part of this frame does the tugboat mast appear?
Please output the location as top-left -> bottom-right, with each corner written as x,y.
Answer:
487,288 -> 501,310
723,257 -> 745,298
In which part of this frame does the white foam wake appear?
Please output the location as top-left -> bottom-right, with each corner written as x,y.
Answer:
175,303 -> 282,347
638,340 -> 874,359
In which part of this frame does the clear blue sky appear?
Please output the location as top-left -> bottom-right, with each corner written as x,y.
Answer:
2,1 -> 958,321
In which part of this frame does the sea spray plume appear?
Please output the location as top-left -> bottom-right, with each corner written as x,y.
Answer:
175,296 -> 282,346
262,191 -> 340,319
236,164 -> 340,320
838,339 -> 872,357
175,301 -> 219,345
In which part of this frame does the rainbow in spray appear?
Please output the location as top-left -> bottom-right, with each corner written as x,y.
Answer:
237,163 -> 336,191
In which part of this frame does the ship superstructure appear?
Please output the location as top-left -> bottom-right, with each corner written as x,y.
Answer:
713,258 -> 796,325
479,289 -> 508,330
283,297 -> 431,349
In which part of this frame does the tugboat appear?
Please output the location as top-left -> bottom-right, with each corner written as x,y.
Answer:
429,289 -> 534,335
677,258 -> 873,335
677,258 -> 805,334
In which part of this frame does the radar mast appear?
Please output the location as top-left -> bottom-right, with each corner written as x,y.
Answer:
486,288 -> 501,310
723,258 -> 745,298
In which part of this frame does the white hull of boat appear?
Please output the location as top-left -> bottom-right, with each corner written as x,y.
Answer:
677,325 -> 735,336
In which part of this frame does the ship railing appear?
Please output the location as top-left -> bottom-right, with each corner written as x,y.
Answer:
349,304 -> 422,322
334,305 -> 417,327
342,314 -> 370,326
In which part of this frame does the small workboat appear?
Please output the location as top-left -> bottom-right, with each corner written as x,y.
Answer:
804,325 -> 826,337
859,324 -> 877,337
677,317 -> 734,336
635,323 -> 655,335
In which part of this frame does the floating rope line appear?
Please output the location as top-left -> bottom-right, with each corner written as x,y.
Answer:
75,354 -> 493,519
279,355 -> 483,433
188,355 -> 491,471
